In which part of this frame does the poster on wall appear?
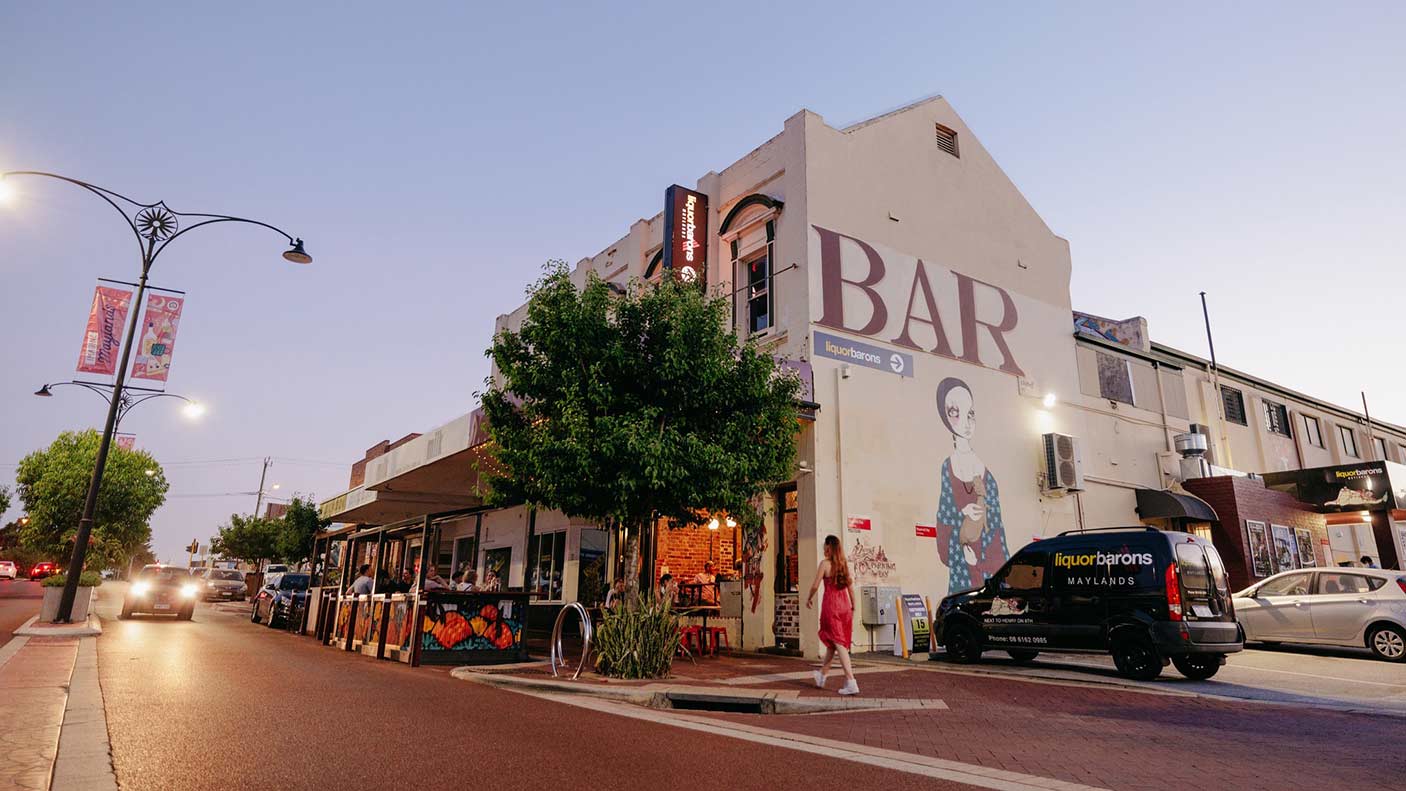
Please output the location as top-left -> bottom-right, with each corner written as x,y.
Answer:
482,547 -> 511,590
76,284 -> 133,375
1270,524 -> 1298,571
1246,521 -> 1273,577
130,293 -> 185,382
933,376 -> 1009,595
1293,527 -> 1317,567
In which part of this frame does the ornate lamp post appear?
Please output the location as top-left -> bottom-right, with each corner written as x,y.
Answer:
34,381 -> 204,430
2,170 -> 312,622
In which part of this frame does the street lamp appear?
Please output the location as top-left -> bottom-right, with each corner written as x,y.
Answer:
34,380 -> 203,431
3,170 -> 312,623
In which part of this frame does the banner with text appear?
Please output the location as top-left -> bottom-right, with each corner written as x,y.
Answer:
115,434 -> 136,451
131,294 -> 184,382
76,285 -> 134,375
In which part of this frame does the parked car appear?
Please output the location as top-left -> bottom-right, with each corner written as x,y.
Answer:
0,560 -> 17,580
251,572 -> 310,629
29,561 -> 58,580
933,527 -> 1242,680
197,567 -> 249,601
121,564 -> 198,620
264,564 -> 290,575
1233,567 -> 1406,662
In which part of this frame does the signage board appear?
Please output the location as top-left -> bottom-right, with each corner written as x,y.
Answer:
662,184 -> 708,287
813,330 -> 914,377
76,285 -> 133,375
115,434 -> 136,451
895,593 -> 930,657
846,516 -> 872,532
914,524 -> 937,538
131,293 -> 184,382
1263,462 -> 1398,512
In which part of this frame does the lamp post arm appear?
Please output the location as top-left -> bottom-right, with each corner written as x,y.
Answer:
1,171 -> 148,258
152,215 -> 297,261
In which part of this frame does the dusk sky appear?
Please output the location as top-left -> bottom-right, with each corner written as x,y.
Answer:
3,2 -> 1403,563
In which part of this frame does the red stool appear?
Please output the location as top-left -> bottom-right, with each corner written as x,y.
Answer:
679,626 -> 703,656
706,626 -> 730,655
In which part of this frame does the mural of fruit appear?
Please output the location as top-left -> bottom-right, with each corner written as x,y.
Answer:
433,611 -> 472,649
490,621 -> 516,649
469,616 -> 488,637
480,603 -> 498,620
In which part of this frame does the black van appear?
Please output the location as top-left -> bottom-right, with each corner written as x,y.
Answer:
931,527 -> 1242,680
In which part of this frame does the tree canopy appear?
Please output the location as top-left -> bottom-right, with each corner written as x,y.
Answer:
209,514 -> 283,568
276,495 -> 330,564
15,430 -> 169,570
481,264 -> 801,538
0,484 -> 10,518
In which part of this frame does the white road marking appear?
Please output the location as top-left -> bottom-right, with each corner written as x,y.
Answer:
1223,663 -> 1406,688
520,688 -> 1108,791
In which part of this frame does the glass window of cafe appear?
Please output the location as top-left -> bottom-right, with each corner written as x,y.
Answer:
528,530 -> 566,601
775,486 -> 799,593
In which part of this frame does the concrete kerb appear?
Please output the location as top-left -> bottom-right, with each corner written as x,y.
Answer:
14,614 -> 104,637
450,667 -> 947,714
50,636 -> 118,791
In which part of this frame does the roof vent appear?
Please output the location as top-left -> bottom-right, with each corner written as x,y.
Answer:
934,123 -> 959,158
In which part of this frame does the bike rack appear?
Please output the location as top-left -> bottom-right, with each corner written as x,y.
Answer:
550,602 -> 593,680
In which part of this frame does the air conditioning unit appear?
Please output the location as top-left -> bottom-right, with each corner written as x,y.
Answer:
1042,433 -> 1086,492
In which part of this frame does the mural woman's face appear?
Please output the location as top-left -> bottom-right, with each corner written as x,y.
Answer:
944,387 -> 976,440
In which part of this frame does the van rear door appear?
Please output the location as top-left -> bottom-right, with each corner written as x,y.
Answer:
1174,541 -> 1241,645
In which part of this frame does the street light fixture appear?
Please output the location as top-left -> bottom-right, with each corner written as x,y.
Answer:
34,380 -> 202,431
4,170 -> 311,623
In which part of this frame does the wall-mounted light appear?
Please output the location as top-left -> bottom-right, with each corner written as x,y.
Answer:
1042,392 -> 1057,409
707,518 -> 720,531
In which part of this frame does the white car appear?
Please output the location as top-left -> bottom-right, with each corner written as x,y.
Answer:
0,560 -> 17,580
1233,566 -> 1406,661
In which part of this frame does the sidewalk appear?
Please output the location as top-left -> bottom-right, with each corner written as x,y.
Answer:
0,617 -> 117,791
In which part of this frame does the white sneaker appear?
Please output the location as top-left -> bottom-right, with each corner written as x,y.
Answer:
838,679 -> 860,696
812,670 -> 826,688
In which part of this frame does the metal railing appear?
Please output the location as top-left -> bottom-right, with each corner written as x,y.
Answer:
550,602 -> 593,680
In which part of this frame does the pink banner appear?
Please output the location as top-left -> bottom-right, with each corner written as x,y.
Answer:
115,434 -> 136,451
131,294 -> 184,382
76,285 -> 133,375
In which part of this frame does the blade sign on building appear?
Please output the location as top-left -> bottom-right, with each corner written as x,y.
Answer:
662,184 -> 708,287
131,294 -> 184,382
76,284 -> 134,375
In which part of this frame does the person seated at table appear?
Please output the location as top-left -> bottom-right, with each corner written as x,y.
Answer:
456,569 -> 478,591
604,578 -> 626,610
658,573 -> 679,603
423,568 -> 451,591
693,561 -> 718,604
348,564 -> 374,596
396,569 -> 415,593
481,569 -> 502,592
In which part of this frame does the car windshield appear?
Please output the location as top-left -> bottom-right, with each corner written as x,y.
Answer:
210,570 -> 244,581
278,574 -> 310,591
139,567 -> 188,582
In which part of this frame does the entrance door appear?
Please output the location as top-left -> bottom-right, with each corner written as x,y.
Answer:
1311,571 -> 1380,641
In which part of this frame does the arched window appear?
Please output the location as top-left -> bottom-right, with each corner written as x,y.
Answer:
719,194 -> 783,336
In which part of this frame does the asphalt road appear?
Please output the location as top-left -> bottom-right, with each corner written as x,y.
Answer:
0,578 -> 43,643
93,585 -> 952,791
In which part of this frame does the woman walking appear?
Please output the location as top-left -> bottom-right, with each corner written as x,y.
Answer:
806,535 -> 859,695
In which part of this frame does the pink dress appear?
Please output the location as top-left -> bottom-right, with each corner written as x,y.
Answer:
818,574 -> 852,650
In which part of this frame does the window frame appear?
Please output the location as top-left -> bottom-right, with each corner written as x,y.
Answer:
1302,415 -> 1324,448
731,224 -> 776,338
1094,351 -> 1136,406
1221,386 -> 1248,426
993,550 -> 1048,594
934,122 -> 960,158
527,530 -> 567,602
1339,425 -> 1360,458
1371,436 -> 1388,461
1261,400 -> 1291,438
774,484 -> 799,594
1257,571 -> 1313,597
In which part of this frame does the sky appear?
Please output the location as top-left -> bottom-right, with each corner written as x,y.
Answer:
2,2 -> 1404,563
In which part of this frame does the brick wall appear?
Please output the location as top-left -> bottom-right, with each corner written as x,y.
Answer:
654,524 -> 738,583
1184,476 -> 1328,591
348,432 -> 422,488
774,593 -> 800,644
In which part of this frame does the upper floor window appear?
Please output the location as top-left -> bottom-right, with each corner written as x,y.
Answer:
1221,386 -> 1247,426
1372,436 -> 1388,461
1262,400 -> 1291,438
1095,351 -> 1135,406
1302,415 -> 1324,448
741,247 -> 771,334
1339,425 -> 1360,458
934,123 -> 960,158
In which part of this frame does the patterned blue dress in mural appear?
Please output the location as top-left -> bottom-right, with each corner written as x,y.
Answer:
936,458 -> 1009,595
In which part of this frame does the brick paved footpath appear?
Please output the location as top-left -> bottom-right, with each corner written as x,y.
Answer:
483,652 -> 1401,791
0,637 -> 79,791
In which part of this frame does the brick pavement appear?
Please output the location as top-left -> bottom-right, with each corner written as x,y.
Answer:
0,636 -> 80,791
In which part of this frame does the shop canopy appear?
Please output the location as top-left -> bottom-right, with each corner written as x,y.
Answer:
1135,488 -> 1218,522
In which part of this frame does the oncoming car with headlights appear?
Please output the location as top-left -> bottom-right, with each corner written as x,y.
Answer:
122,564 -> 200,620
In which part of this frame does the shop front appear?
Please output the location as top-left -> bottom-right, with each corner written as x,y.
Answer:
1262,461 -> 1406,570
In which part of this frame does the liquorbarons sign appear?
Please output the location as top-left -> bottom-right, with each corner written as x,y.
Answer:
76,284 -> 134,375
663,184 -> 708,287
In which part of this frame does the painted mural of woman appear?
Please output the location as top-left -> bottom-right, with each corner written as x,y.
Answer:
934,377 -> 1009,595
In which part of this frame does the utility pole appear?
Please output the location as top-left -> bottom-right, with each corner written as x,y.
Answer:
253,457 -> 272,519
1200,292 -> 1234,470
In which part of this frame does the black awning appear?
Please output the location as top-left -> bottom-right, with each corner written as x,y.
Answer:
1135,488 -> 1218,521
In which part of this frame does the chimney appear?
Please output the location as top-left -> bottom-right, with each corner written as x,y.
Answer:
1174,431 -> 1210,480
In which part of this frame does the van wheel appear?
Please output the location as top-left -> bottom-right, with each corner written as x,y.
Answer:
1368,624 -> 1406,662
1111,637 -> 1163,681
1171,654 -> 1221,680
944,623 -> 984,664
1006,649 -> 1039,663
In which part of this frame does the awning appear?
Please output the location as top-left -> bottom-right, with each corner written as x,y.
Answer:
1135,488 -> 1218,521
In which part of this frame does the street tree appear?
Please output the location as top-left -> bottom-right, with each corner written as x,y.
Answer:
15,430 -> 169,570
276,495 -> 329,565
210,514 -> 283,569
482,263 -> 801,588
0,484 -> 10,517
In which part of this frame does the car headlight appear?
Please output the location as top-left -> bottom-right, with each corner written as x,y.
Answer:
131,581 -> 151,596
181,584 -> 199,598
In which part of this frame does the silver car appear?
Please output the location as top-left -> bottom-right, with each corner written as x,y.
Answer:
1233,567 -> 1406,661
198,567 -> 249,601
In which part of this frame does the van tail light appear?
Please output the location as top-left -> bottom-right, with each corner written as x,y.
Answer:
1396,578 -> 1406,595
1166,562 -> 1183,621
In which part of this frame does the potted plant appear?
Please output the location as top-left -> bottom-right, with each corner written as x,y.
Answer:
39,571 -> 103,622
